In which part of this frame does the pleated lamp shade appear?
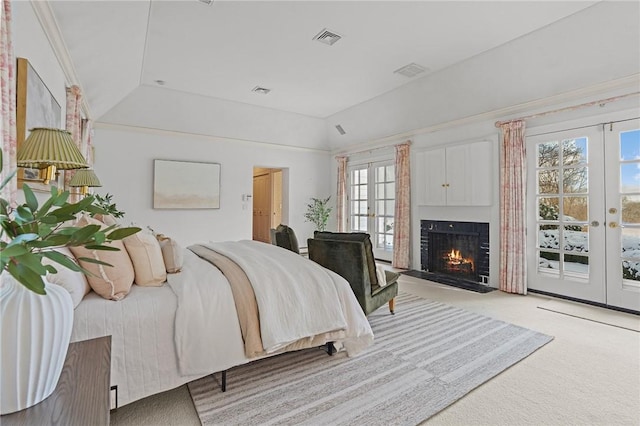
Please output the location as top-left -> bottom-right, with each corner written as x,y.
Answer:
68,169 -> 102,188
17,128 -> 88,170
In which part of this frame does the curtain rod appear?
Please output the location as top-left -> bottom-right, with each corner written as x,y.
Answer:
495,91 -> 640,127
336,140 -> 411,159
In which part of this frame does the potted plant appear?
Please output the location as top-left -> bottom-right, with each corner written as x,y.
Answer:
304,196 -> 332,232
0,161 -> 140,414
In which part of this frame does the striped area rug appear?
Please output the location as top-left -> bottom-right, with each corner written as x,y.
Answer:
188,293 -> 553,425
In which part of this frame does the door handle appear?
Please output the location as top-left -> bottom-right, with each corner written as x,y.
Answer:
609,222 -> 618,229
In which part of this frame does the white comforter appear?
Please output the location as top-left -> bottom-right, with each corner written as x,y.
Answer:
71,241 -> 373,407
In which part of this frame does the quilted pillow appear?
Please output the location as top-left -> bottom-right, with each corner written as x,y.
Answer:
124,230 -> 167,286
43,247 -> 91,308
156,234 -> 184,274
69,216 -> 135,301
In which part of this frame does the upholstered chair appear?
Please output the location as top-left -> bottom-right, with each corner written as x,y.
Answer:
273,224 -> 300,254
308,232 -> 399,315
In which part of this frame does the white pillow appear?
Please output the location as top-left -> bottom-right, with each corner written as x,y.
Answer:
43,247 -> 91,309
375,264 -> 387,287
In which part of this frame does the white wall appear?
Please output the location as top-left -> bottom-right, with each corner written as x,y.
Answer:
93,125 -> 331,247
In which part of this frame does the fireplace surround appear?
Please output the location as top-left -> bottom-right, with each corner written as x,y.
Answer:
412,220 -> 492,292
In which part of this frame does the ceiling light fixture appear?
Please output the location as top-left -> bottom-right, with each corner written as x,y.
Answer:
313,28 -> 342,46
394,63 -> 428,78
252,86 -> 271,95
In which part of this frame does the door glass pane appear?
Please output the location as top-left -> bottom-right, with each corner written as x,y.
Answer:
564,225 -> 588,253
563,254 -> 589,277
538,197 -> 559,220
538,170 -> 559,194
538,141 -> 559,167
386,200 -> 395,214
563,167 -> 588,193
358,217 -> 367,231
620,163 -> 640,192
622,195 -> 640,224
538,251 -> 560,274
538,225 -> 559,250
563,138 -> 587,165
563,196 -> 588,222
620,129 -> 640,161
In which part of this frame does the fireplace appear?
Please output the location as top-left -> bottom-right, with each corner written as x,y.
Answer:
421,220 -> 490,287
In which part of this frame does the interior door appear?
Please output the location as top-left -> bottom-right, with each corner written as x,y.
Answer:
252,173 -> 271,243
527,118 -> 640,312
605,119 -> 640,311
348,161 -> 395,261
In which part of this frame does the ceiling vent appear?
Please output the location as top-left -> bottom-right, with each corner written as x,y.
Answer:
197,0 -> 213,5
313,28 -> 342,46
394,63 -> 428,78
335,125 -> 346,135
252,86 -> 271,95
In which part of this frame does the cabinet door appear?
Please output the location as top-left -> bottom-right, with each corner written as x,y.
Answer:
417,149 -> 447,206
468,141 -> 492,206
445,144 -> 470,205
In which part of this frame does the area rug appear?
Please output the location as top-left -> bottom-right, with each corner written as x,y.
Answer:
537,299 -> 639,332
188,292 -> 553,425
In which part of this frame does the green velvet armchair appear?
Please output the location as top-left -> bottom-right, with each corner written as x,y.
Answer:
271,224 -> 300,254
308,232 -> 398,315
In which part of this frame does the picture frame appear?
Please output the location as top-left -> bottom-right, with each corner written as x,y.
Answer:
16,57 -> 63,192
153,160 -> 221,209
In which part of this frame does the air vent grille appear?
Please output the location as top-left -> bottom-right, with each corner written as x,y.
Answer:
252,86 -> 271,95
394,63 -> 428,78
197,0 -> 213,5
313,28 -> 342,46
335,125 -> 346,135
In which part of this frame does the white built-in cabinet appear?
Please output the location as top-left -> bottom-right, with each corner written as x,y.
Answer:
416,140 -> 492,206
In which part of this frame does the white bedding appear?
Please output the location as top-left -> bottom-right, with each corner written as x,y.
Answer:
71,242 -> 373,407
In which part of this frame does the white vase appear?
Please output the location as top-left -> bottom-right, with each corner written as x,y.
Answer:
0,272 -> 74,414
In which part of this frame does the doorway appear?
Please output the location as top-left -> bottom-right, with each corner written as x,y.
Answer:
252,167 -> 284,243
526,118 -> 640,311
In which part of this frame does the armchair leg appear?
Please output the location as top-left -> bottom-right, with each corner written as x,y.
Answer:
389,298 -> 395,315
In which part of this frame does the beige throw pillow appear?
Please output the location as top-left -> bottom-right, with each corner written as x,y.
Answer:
43,247 -> 91,309
124,230 -> 167,286
156,234 -> 184,274
69,216 -> 135,301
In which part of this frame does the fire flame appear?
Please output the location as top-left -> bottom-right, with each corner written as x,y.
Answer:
448,249 -> 462,261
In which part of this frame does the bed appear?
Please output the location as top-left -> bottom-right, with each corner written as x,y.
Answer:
70,240 -> 374,407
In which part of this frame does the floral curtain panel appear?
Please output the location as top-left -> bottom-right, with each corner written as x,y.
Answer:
63,85 -> 89,202
499,120 -> 527,294
1,0 -> 17,205
392,142 -> 411,269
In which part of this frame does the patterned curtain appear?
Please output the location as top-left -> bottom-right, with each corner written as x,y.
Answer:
0,0 -> 17,205
64,85 -> 84,202
336,156 -> 347,232
392,141 -> 411,269
499,120 -> 527,294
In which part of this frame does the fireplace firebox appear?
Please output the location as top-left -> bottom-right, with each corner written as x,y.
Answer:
420,220 -> 490,288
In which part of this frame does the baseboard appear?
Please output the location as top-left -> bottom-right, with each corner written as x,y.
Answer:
528,288 -> 640,316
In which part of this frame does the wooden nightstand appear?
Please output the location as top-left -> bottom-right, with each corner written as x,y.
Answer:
1,336 -> 111,426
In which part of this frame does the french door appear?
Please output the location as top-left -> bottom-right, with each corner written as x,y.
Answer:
348,161 -> 395,261
527,118 -> 640,311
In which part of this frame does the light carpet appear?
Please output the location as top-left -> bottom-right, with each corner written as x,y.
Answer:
188,292 -> 553,425
537,299 -> 640,332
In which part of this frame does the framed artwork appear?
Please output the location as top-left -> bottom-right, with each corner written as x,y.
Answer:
153,160 -> 221,209
16,57 -> 63,191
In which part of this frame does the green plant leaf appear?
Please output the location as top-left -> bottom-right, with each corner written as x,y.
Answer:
14,252 -> 48,275
83,244 -> 120,251
22,184 -> 39,212
7,262 -> 46,295
10,233 -> 39,244
14,205 -> 35,223
53,190 -> 70,206
77,256 -> 114,267
0,168 -> 16,192
42,250 -> 82,272
1,243 -> 29,258
69,224 -> 102,244
42,233 -> 72,246
107,227 -> 141,240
